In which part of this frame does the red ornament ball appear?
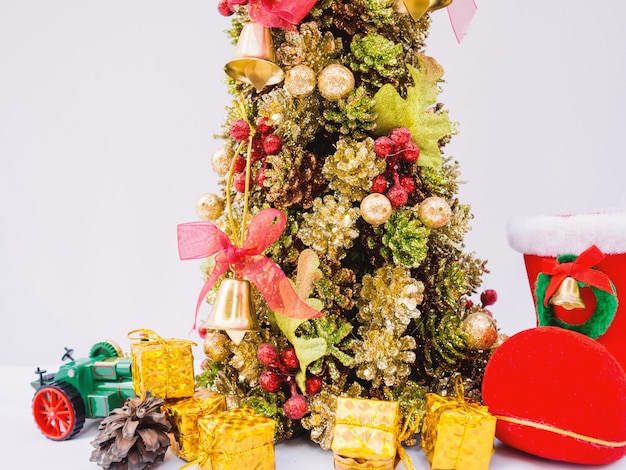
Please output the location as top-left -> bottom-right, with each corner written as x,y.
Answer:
233,170 -> 251,193
259,370 -> 282,392
371,175 -> 388,194
229,119 -> 250,142
256,117 -> 274,136
217,0 -> 234,16
482,327 -> 626,465
257,343 -> 279,366
401,140 -> 420,163
399,175 -> 416,195
283,394 -> 308,420
281,347 -> 299,371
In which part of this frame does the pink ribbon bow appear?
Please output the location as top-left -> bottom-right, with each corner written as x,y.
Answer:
178,208 -> 323,329
540,245 -> 614,307
447,0 -> 478,43
248,0 -> 318,30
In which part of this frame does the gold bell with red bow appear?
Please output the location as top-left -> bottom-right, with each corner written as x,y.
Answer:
224,22 -> 284,92
548,276 -> 586,310
202,278 -> 259,345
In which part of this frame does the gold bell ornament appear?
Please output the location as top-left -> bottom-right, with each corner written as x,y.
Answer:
396,0 -> 453,21
549,276 -> 586,310
202,278 -> 259,345
224,22 -> 284,92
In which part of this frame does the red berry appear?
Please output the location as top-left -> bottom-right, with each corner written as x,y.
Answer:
399,175 -> 416,195
387,184 -> 408,208
389,127 -> 412,145
481,289 -> 498,307
281,347 -> 299,371
256,167 -> 266,187
374,136 -> 394,158
259,370 -> 282,392
305,376 -> 322,395
371,175 -> 388,193
257,343 -> 280,366
234,170 -> 251,192
229,119 -> 250,142
466,299 -> 474,309
283,394 -> 308,420
197,325 -> 208,340
233,156 -> 246,173
263,134 -> 283,155
400,140 -> 420,163
217,0 -> 234,16
256,117 -> 274,136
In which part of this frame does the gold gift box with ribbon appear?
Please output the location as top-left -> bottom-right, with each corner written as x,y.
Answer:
421,377 -> 496,470
164,389 -> 226,462
193,407 -> 276,470
128,328 -> 197,400
331,397 -> 412,470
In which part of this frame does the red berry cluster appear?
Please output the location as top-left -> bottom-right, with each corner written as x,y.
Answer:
466,289 -> 498,317
371,127 -> 420,208
228,117 -> 282,193
256,343 -> 321,420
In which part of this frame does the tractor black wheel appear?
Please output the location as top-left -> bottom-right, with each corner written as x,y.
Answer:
32,381 -> 86,440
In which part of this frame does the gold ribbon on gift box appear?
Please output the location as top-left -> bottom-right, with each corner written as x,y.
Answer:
128,328 -> 197,399
421,376 -> 496,470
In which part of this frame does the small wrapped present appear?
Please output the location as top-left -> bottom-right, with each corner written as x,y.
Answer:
128,328 -> 197,399
192,407 -> 276,470
164,389 -> 226,462
421,377 -> 496,470
331,397 -> 414,470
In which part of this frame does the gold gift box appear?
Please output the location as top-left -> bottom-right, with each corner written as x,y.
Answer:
165,389 -> 227,462
196,407 -> 276,470
421,382 -> 496,470
128,328 -> 197,400
331,397 -> 399,470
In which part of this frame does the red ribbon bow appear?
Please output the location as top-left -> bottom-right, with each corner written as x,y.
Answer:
248,0 -> 318,29
540,245 -> 614,307
178,208 -> 323,329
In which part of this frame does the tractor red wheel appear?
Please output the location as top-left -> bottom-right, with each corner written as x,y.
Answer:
32,381 -> 86,440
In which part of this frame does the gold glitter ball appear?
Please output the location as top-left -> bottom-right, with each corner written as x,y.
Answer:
195,193 -> 225,221
284,64 -> 316,98
417,196 -> 452,228
461,311 -> 498,350
211,146 -> 231,176
203,331 -> 231,362
360,193 -> 392,225
317,64 -> 355,101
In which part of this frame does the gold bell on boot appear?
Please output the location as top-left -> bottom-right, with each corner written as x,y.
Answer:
397,0 -> 453,21
549,276 -> 586,310
224,22 -> 284,92
203,278 -> 259,345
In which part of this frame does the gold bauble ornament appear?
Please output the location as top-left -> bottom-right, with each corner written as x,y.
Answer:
360,193 -> 393,225
203,331 -> 231,362
461,311 -> 498,350
317,64 -> 355,101
211,146 -> 231,177
195,193 -> 225,221
418,196 -> 452,228
284,64 -> 316,98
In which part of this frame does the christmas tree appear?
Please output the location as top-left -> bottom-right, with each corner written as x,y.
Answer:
178,0 -> 502,447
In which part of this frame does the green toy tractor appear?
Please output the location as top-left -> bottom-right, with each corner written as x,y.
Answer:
30,340 -> 137,440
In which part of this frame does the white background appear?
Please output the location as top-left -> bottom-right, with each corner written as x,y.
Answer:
2,0 -> 626,468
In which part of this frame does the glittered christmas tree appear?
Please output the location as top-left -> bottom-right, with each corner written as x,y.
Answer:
178,0 -> 503,447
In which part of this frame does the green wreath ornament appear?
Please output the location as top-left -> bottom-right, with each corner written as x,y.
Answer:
535,255 -> 618,339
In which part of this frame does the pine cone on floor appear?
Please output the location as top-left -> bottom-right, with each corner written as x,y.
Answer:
90,392 -> 172,470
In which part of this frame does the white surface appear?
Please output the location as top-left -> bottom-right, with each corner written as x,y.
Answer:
4,363 -> 626,469
2,1 -> 626,467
